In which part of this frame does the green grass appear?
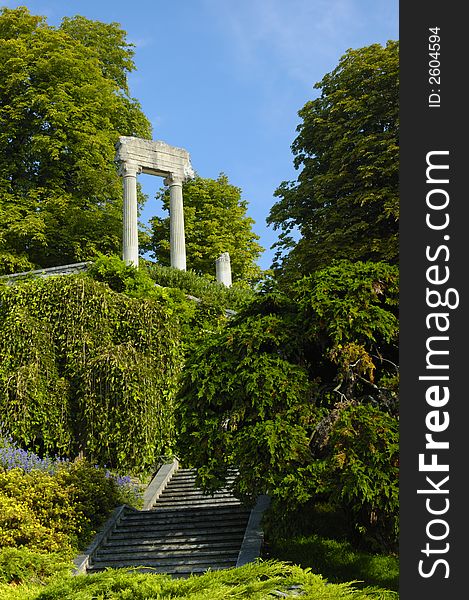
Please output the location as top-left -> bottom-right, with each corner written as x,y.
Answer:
262,502 -> 398,593
0,560 -> 398,600
266,536 -> 398,592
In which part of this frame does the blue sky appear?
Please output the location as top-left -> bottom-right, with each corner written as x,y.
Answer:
4,0 -> 398,270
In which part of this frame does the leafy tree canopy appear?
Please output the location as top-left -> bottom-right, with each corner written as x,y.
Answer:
268,41 -> 399,280
177,260 -> 399,549
0,6 -> 151,274
143,174 -> 264,286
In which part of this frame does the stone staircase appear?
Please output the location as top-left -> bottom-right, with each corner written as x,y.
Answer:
85,468 -> 253,577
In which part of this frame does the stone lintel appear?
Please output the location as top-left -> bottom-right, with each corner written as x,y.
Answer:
116,136 -> 195,181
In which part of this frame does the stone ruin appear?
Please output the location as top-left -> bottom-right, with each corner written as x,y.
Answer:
115,136 -> 232,286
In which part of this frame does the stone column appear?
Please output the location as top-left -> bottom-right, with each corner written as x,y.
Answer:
166,174 -> 186,271
216,252 -> 232,287
120,161 -> 141,267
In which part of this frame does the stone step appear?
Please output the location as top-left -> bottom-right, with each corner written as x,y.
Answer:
153,497 -> 242,506
150,503 -> 242,511
155,493 -> 236,503
168,473 -> 237,480
113,522 -> 248,537
109,529 -> 246,543
172,468 -> 237,475
114,516 -> 248,529
150,503 -> 243,511
94,548 -> 240,561
158,483 -> 238,496
120,507 -> 249,520
115,523 -> 248,535
160,485 -> 236,494
109,533 -> 246,547
166,476 -> 237,486
158,493 -> 236,501
162,485 -> 236,494
160,489 -> 236,498
91,555 -> 237,568
87,563 -> 231,576
125,506 -> 249,519
119,517 -> 248,528
119,514 -> 249,528
101,540 -> 243,552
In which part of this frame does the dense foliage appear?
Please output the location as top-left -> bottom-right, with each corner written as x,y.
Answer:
0,275 -> 182,471
268,41 -> 398,280
0,439 -> 141,553
177,261 -> 399,550
295,260 -> 399,410
0,7 -> 151,274
0,439 -> 142,585
306,403 -> 399,550
0,547 -> 71,586
0,464 -> 129,553
143,174 -> 264,284
86,255 -> 250,353
177,302 -> 314,498
0,16 -> 400,589
87,254 -> 254,313
0,560 -> 398,600
145,260 -> 254,311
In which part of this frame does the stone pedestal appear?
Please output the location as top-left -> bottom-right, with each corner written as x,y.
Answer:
121,161 -> 141,267
216,252 -> 232,287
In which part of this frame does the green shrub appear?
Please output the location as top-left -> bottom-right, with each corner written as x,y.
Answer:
308,403 -> 399,551
294,261 -> 399,413
0,547 -> 71,585
86,254 -> 229,355
86,254 -> 153,296
0,458 -> 142,554
0,560 -> 399,599
54,461 -> 127,542
0,469 -> 80,552
87,254 -> 254,311
263,404 -> 399,552
145,261 -> 254,310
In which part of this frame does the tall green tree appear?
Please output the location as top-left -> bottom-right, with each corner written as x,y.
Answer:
177,260 -> 399,549
268,41 -> 399,280
0,7 -> 151,274
144,174 -> 264,285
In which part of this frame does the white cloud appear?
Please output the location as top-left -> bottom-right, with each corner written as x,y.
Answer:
203,0 -> 396,87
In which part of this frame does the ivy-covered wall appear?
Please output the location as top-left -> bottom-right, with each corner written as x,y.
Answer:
0,275 -> 183,472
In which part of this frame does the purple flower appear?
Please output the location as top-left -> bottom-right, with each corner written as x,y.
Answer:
0,436 -> 69,474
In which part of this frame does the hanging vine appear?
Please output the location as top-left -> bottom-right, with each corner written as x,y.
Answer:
0,275 -> 183,473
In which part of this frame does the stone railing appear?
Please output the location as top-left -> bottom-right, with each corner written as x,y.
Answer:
0,261 -> 91,284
